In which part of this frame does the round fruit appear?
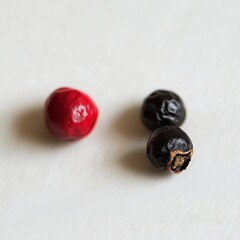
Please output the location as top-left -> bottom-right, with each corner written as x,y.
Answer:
146,126 -> 193,174
141,90 -> 186,131
44,87 -> 98,140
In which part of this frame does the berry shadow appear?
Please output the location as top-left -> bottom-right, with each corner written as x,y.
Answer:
14,106 -> 70,148
110,104 -> 171,178
120,148 -> 172,179
111,104 -> 150,139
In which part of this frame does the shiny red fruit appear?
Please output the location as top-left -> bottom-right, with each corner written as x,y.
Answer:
44,87 -> 98,140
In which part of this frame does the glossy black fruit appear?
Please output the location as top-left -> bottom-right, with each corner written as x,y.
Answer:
141,90 -> 186,131
146,126 -> 193,174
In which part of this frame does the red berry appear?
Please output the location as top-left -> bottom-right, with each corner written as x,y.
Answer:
44,87 -> 98,140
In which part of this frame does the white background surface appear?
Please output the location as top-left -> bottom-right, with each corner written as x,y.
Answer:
0,0 -> 240,239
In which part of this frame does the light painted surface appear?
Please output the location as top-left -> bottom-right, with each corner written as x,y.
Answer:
0,0 -> 240,239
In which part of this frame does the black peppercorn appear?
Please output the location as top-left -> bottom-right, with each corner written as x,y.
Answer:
146,126 -> 193,174
141,90 -> 186,131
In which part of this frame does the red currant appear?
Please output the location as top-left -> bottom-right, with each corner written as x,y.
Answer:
44,87 -> 98,140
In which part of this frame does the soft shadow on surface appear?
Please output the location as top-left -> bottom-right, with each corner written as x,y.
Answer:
111,104 -> 150,138
14,106 -> 69,148
120,148 -> 172,179
111,104 -> 171,178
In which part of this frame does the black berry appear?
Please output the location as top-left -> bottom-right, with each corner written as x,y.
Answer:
146,126 -> 193,174
141,90 -> 186,131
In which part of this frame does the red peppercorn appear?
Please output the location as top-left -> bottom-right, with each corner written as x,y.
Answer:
44,87 -> 98,140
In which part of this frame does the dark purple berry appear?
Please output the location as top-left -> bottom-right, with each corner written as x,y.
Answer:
141,90 -> 186,131
146,126 -> 193,174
